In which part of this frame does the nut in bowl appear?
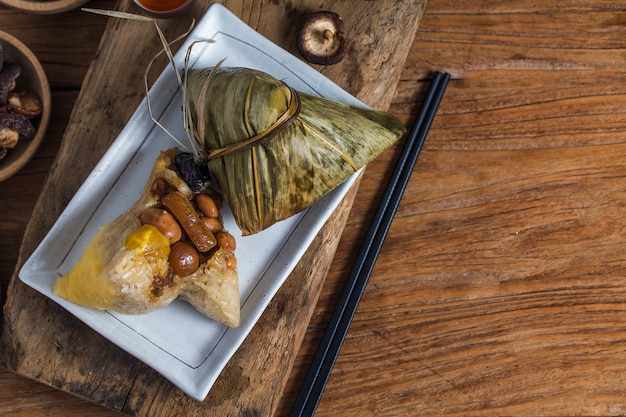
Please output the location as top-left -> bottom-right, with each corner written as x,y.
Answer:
0,0 -> 90,14
0,31 -> 51,182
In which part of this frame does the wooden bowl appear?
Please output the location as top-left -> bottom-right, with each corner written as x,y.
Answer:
0,0 -> 89,14
0,31 -> 51,183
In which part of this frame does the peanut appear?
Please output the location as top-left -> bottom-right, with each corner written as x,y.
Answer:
195,193 -> 219,218
216,231 -> 236,252
201,216 -> 223,233
138,208 -> 182,245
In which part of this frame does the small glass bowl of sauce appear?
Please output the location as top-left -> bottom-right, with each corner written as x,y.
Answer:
132,0 -> 195,18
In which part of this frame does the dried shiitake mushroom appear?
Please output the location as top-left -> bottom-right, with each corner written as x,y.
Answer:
8,90 -> 43,117
0,41 -> 44,161
0,62 -> 20,104
0,112 -> 36,148
297,11 -> 347,65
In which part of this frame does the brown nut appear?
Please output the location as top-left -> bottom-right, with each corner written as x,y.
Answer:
138,208 -> 182,245
195,193 -> 219,218
216,231 -> 236,252
8,90 -> 43,118
201,216 -> 223,233
168,241 -> 200,277
297,11 -> 347,65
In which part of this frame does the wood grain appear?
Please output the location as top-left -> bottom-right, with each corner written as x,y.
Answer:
278,2 -> 626,416
0,0 -> 113,304
0,0 -> 424,416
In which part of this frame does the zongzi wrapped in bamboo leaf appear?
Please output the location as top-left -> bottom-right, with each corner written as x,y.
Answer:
186,67 -> 406,235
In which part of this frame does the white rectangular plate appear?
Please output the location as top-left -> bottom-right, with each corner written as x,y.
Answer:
19,3 -> 364,401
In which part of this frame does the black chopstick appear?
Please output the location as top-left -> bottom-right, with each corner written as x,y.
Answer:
289,71 -> 451,417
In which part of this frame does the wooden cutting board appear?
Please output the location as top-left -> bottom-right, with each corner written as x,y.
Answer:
0,0 -> 426,415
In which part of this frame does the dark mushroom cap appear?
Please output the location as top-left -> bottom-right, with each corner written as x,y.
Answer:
297,11 -> 347,65
0,112 -> 36,141
0,63 -> 21,105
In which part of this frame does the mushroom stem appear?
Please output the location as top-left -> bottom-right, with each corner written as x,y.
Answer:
297,10 -> 348,66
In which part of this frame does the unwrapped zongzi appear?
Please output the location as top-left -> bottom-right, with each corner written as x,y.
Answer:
53,149 -> 241,328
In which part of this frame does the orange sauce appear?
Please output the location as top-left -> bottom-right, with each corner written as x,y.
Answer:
135,0 -> 190,12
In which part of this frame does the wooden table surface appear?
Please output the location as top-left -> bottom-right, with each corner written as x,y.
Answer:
3,1 -> 626,416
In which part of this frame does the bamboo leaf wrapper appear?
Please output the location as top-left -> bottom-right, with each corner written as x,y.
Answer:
186,67 -> 406,235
